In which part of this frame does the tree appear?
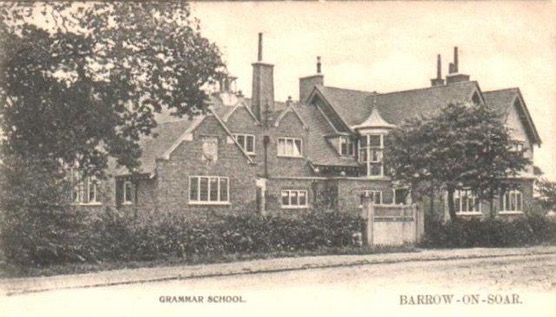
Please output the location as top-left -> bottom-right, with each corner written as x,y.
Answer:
384,102 -> 530,221
533,167 -> 556,212
0,2 -> 224,178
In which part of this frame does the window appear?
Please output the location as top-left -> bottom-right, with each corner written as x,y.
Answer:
359,134 -> 385,177
277,137 -> 303,157
454,189 -> 480,213
202,136 -> 218,162
502,190 -> 523,212
281,190 -> 308,208
509,142 -> 525,156
190,176 -> 229,204
360,190 -> 382,205
393,188 -> 409,205
339,136 -> 355,156
233,134 -> 255,154
123,181 -> 133,204
70,169 -> 99,205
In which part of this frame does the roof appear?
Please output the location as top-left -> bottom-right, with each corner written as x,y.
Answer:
296,104 -> 359,167
483,88 -> 520,118
316,81 -> 480,127
484,88 -> 542,145
137,119 -> 198,175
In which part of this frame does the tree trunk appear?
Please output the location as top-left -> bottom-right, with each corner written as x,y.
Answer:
447,188 -> 458,221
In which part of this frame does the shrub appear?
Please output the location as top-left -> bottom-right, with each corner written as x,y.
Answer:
1,208 -> 364,268
421,215 -> 556,248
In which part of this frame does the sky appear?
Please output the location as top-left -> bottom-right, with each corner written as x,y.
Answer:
190,1 -> 556,180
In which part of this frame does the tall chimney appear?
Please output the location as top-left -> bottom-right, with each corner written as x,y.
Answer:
257,32 -> 263,62
446,46 -> 470,84
430,54 -> 444,87
299,56 -> 324,103
251,33 -> 274,120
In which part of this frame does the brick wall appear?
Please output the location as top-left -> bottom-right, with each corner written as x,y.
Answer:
155,115 -> 258,218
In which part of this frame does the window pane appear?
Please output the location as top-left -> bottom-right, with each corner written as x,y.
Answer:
282,191 -> 289,206
209,177 -> 219,201
291,191 -> 298,206
88,179 -> 96,202
237,135 -> 245,148
278,139 -> 285,156
190,177 -> 199,201
370,163 -> 382,176
220,178 -> 228,202
370,135 -> 381,147
286,139 -> 293,155
124,182 -> 132,203
373,192 -> 382,204
299,191 -> 307,206
294,139 -> 302,156
200,177 -> 209,201
246,136 -> 254,153
359,149 -> 367,163
516,193 -> 522,211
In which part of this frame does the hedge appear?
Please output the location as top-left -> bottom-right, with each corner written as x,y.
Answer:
0,208 -> 363,267
421,214 -> 556,248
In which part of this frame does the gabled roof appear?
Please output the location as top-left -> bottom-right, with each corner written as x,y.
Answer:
296,104 -> 359,167
483,88 -> 542,145
133,119 -> 200,176
274,102 -> 309,130
316,81 -> 480,127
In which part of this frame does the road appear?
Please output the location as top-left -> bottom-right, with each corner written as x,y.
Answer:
1,253 -> 555,317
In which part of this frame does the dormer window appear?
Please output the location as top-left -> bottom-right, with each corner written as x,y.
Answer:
339,136 -> 355,156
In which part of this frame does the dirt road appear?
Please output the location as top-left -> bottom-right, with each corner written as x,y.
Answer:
2,252 -> 555,317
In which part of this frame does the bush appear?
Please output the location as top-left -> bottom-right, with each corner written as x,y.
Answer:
421,215 -> 556,248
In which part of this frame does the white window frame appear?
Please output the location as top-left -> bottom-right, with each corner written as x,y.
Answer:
189,176 -> 230,205
281,190 -> 308,208
233,133 -> 256,154
454,189 -> 481,214
70,168 -> 101,206
360,190 -> 383,206
339,136 -> 355,156
277,137 -> 303,158
359,134 -> 385,177
87,178 -> 99,204
123,181 -> 133,205
501,189 -> 523,213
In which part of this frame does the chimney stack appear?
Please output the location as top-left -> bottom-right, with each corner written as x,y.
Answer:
251,33 -> 275,120
453,46 -> 458,73
430,54 -> 445,87
299,56 -> 324,103
446,46 -> 470,84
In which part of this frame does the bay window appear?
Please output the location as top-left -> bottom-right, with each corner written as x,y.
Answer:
359,134 -> 385,177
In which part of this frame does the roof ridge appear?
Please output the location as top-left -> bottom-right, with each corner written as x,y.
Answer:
322,85 -> 376,95
483,87 -> 519,94
377,80 -> 479,96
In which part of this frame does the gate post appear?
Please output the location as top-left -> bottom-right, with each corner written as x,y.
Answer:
360,196 -> 374,246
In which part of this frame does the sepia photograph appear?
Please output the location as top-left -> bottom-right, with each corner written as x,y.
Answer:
0,1 -> 555,317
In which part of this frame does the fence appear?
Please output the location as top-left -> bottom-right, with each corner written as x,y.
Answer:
360,198 -> 425,246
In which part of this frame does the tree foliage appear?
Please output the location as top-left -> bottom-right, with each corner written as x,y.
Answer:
0,2 -> 224,177
384,102 -> 530,221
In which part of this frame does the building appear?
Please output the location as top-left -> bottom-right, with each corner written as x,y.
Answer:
74,34 -> 541,220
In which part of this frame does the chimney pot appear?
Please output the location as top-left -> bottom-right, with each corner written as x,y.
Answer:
317,56 -> 322,74
436,54 -> 442,79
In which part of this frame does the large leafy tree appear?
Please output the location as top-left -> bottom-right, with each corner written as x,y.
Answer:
0,2 -> 224,177
384,102 -> 530,221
